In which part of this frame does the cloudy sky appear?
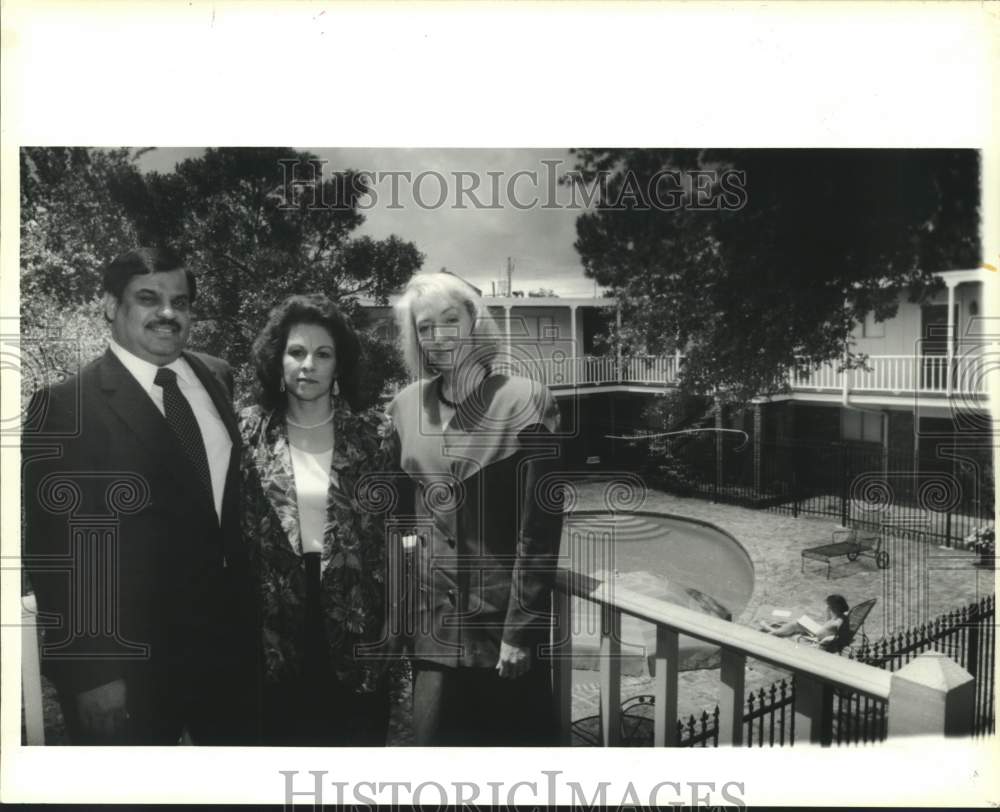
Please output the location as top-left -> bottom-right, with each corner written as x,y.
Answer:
136,148 -> 600,297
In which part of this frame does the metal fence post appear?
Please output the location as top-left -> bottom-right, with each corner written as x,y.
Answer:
965,602 -> 980,692
714,400 -> 723,502
839,443 -> 850,528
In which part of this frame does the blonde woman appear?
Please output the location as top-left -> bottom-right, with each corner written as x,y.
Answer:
383,271 -> 565,745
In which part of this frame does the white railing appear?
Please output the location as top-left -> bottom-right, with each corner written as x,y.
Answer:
581,355 -> 620,385
622,354 -> 682,384
415,354 -> 986,398
792,354 -> 987,397
551,569 -> 972,746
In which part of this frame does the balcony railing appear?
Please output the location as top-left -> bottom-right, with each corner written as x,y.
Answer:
550,568 -> 974,745
497,354 -> 988,398
791,354 -> 986,397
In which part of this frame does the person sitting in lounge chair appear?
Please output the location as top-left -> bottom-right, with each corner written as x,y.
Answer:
759,594 -> 851,652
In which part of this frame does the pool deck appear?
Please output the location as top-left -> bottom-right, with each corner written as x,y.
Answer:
565,481 -> 995,729
33,481 -> 993,745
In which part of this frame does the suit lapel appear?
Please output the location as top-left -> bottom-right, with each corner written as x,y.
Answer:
183,351 -> 239,445
183,351 -> 244,548
98,350 -> 216,518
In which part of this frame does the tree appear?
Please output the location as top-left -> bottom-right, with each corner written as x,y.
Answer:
19,149 -> 147,404
20,147 -> 424,408
20,148 -> 143,305
126,148 -> 423,406
569,149 -> 981,405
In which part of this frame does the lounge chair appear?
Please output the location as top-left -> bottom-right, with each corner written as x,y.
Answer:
797,597 -> 877,654
570,599 -> 880,745
800,514 -> 930,578
800,525 -> 883,578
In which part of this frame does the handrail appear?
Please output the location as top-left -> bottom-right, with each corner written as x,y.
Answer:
556,569 -> 892,700
512,353 -> 988,397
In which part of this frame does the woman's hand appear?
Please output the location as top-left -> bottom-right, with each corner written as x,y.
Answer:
496,641 -> 532,679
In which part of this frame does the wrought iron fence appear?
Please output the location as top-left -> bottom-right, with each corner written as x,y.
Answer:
717,595 -> 993,747
847,594 -> 995,739
593,595 -> 994,747
645,438 -> 994,548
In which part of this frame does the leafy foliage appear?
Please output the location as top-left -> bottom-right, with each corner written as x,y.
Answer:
20,147 -> 422,407
570,149 -> 981,406
20,148 -> 141,305
19,294 -> 108,406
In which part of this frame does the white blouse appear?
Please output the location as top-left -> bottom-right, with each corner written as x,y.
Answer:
289,445 -> 335,562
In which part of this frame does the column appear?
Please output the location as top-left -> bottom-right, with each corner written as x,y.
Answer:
615,305 -> 623,383
888,652 -> 974,737
945,279 -> 957,396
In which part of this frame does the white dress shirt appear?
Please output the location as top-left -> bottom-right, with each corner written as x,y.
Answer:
108,338 -> 233,522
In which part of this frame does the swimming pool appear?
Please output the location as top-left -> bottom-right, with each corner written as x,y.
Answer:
560,510 -> 755,620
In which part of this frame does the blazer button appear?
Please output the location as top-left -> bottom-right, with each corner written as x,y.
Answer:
445,536 -> 456,548
447,588 -> 457,607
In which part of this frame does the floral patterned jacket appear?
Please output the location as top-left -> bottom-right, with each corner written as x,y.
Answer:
239,399 -> 397,693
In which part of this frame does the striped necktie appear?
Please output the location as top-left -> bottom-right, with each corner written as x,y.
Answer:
154,366 -> 212,497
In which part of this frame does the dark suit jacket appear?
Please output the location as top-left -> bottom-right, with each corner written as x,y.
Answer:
22,348 -> 254,698
384,374 -> 565,668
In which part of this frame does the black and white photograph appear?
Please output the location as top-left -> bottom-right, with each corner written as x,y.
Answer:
2,2 -> 997,808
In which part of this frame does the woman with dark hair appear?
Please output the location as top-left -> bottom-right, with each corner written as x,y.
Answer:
239,293 -> 393,745
760,594 -> 851,652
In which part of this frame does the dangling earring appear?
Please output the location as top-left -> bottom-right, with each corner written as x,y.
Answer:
280,378 -> 286,393
332,378 -> 340,397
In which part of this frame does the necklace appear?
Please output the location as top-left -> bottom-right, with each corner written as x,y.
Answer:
437,377 -> 459,409
286,412 -> 334,430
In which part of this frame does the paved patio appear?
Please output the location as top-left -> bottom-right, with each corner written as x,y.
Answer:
562,481 -> 995,732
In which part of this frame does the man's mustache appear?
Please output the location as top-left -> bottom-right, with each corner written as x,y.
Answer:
148,320 -> 181,330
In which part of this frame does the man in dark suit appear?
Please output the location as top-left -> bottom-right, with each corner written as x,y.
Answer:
22,247 -> 259,745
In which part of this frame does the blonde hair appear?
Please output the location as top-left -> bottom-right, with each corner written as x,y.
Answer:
394,271 -> 502,380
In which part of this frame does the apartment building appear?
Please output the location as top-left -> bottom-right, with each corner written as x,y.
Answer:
363,269 -> 993,529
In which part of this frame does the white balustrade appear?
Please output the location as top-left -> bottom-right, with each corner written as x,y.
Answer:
552,568 -> 972,746
432,353 -> 986,397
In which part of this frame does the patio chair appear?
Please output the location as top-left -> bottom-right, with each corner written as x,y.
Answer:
798,597 -> 877,654
836,597 -> 877,652
569,695 -> 657,746
801,525 -> 887,578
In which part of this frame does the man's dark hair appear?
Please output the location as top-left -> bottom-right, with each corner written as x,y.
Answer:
102,246 -> 196,302
251,293 -> 363,413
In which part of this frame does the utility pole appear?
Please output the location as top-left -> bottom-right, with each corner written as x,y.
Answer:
506,256 -> 514,297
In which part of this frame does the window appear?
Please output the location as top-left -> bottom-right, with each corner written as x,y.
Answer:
862,312 -> 885,338
538,315 -> 558,344
842,409 -> 883,443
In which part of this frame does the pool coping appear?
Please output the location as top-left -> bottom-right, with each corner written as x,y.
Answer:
564,507 -> 759,619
